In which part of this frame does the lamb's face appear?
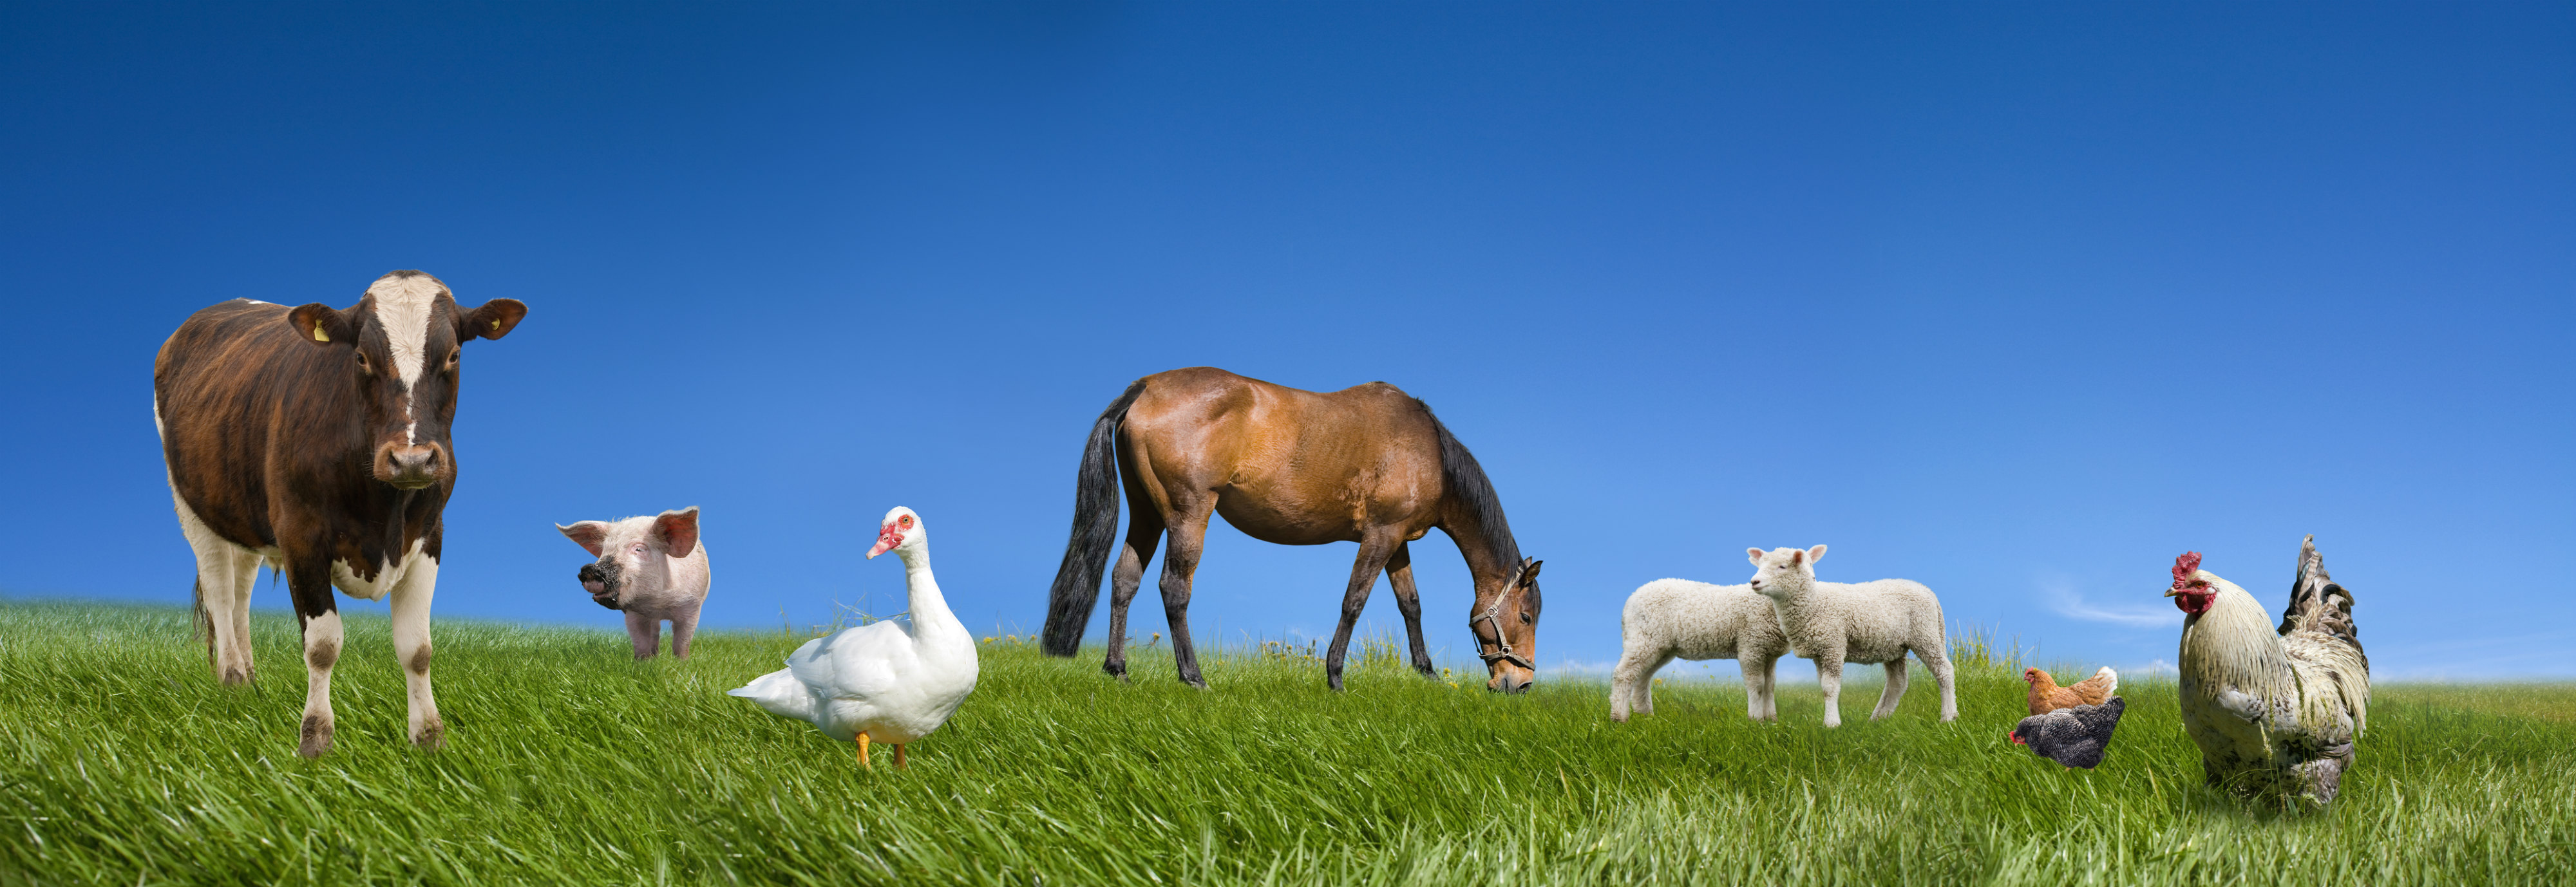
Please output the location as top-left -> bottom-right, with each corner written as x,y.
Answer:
1745,545 -> 1826,601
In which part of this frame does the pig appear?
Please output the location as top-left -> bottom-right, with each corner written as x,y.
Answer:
555,507 -> 710,659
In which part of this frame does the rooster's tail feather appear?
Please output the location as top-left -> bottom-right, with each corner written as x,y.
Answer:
2278,535 -> 2361,653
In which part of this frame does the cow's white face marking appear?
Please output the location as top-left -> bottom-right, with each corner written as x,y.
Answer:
366,274 -> 441,446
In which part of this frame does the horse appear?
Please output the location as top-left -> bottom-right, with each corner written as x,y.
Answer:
1039,367 -> 1542,693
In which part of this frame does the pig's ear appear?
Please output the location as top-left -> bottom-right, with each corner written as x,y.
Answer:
652,507 -> 700,558
557,521 -> 607,557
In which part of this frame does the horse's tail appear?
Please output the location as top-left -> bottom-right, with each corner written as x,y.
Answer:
1041,379 -> 1148,657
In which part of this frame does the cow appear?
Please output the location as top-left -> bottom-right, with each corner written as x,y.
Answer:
153,270 -> 526,757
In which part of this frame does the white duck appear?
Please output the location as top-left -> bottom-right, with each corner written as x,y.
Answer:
728,506 -> 978,768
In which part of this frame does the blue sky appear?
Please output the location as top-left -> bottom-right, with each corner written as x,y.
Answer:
3,3 -> 2569,682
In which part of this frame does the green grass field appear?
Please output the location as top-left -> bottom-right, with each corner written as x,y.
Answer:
2,599 -> 2570,886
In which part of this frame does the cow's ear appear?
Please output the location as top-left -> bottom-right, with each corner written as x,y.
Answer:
557,521 -> 608,557
652,507 -> 701,558
288,304 -> 356,347
459,299 -> 527,341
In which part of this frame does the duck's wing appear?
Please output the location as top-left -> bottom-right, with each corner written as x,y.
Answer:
793,621 -> 916,702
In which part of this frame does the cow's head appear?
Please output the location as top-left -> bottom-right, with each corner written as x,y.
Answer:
288,270 -> 525,490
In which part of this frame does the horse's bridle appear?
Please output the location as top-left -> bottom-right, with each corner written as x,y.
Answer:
1470,593 -> 1533,670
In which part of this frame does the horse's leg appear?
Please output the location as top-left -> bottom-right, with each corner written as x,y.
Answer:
1102,512 -> 1164,680
1382,541 -> 1437,677
1157,503 -> 1215,689
283,554 -> 342,758
1323,530 -> 1401,692
1873,658 -> 1909,720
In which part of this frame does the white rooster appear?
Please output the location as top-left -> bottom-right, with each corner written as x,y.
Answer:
2166,536 -> 2369,804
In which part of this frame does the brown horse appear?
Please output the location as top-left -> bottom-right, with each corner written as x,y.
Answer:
1040,367 -> 1542,692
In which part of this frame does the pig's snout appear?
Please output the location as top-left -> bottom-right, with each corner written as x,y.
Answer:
578,562 -> 620,610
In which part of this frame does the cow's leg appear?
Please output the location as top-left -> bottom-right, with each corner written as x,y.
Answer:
1323,529 -> 1401,691
625,610 -> 661,659
285,558 -> 341,758
1101,510 -> 1164,680
1383,542 -> 1439,677
1157,500 -> 1215,689
389,556 -> 445,750
173,490 -> 258,685
670,610 -> 700,660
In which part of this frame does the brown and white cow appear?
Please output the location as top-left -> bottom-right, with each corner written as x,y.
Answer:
154,270 -> 526,757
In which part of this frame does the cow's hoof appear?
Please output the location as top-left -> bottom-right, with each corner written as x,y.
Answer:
410,718 -> 446,751
219,666 -> 251,687
298,716 -> 334,758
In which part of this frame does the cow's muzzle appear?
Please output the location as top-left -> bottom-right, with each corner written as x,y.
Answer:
375,443 -> 448,489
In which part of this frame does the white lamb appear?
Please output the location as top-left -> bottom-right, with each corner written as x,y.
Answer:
1747,545 -> 1956,727
1611,579 -> 1792,722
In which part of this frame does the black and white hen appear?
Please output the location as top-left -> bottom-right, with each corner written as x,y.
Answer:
2011,696 -> 2126,769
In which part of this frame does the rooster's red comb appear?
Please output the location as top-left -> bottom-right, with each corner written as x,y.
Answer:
2172,552 -> 2204,586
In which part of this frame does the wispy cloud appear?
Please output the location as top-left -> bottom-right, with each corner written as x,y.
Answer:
2040,579 -> 2179,628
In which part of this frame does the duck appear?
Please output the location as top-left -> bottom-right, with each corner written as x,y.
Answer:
728,506 -> 978,768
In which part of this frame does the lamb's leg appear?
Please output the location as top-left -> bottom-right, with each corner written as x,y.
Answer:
1871,659 -> 1909,720
1611,646 -> 1670,721
1915,640 -> 1958,722
1745,654 -> 1780,721
1815,656 -> 1845,727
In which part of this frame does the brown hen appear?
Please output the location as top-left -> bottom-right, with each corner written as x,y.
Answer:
2023,666 -> 2119,716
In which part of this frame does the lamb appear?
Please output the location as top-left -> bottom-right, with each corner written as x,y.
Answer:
1610,579 -> 1792,722
1747,545 -> 1956,727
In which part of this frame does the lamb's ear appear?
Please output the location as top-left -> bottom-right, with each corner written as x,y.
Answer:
1806,544 -> 1828,565
1788,549 -> 1804,566
1747,547 -> 1767,565
557,521 -> 608,557
652,507 -> 701,558
287,303 -> 357,347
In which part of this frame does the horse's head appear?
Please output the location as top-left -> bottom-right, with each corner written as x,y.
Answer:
1472,557 -> 1542,693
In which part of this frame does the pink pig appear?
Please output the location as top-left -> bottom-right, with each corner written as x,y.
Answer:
556,507 -> 711,659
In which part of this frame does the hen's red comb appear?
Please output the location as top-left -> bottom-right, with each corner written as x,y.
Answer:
2172,552 -> 2204,586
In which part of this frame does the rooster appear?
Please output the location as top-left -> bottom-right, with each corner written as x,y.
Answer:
2024,666 -> 2118,716
2167,536 -> 2369,804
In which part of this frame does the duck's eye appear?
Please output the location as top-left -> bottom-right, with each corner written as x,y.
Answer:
899,514 -> 913,528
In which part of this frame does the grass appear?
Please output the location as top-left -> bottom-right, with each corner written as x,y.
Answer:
2,599 -> 2571,886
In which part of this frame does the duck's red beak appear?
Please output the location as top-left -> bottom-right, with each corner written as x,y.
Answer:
867,526 -> 902,559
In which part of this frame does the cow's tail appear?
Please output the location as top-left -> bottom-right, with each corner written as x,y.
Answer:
1040,380 -> 1146,657
191,576 -> 213,651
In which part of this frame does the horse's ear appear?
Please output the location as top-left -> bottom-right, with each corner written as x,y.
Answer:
1517,558 -> 1542,585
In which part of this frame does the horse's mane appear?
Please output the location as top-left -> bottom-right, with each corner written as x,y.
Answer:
1419,400 -> 1533,610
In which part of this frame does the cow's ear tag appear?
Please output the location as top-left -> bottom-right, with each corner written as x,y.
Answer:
313,328 -> 330,342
